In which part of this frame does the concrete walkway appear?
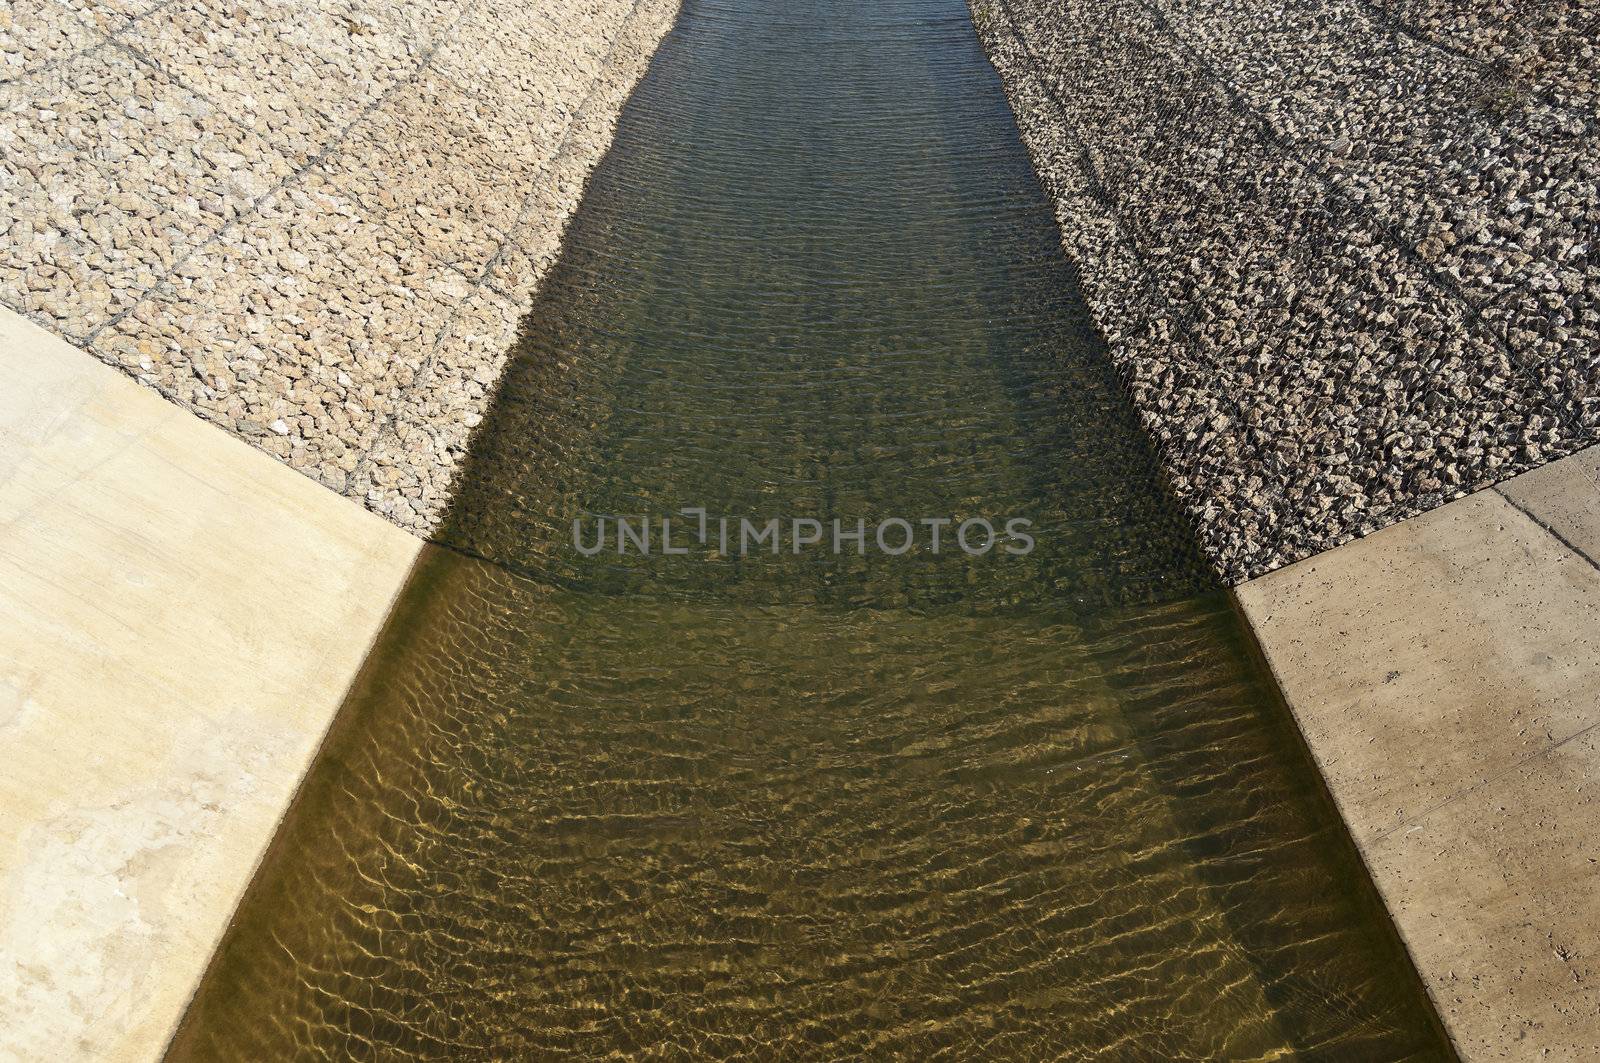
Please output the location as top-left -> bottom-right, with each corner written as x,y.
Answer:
0,308 -> 422,1061
1238,445 -> 1600,1060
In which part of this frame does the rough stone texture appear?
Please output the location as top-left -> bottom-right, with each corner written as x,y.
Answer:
1,0 -> 680,534
1236,444 -> 1600,1059
972,0 -> 1599,582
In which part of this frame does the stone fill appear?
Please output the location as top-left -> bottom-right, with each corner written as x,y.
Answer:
0,0 -> 679,533
973,0 -> 1598,581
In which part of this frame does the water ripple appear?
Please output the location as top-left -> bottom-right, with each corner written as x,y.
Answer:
167,0 -> 1450,1057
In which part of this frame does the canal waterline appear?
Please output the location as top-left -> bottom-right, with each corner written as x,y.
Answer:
167,0 -> 1451,1057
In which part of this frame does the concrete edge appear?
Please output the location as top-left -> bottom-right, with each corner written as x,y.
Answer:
0,306 -> 424,1062
1235,443 -> 1600,1059
1222,590 -> 1459,1053
149,542 -> 438,1059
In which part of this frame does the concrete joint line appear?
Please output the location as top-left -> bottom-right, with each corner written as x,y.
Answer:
1492,485 -> 1600,575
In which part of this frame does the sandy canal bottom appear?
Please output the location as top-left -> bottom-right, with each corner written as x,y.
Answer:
168,0 -> 1450,1057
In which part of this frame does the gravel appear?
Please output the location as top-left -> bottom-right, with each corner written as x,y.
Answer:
6,0 -> 1591,573
972,0 -> 1598,581
1,0 -> 679,534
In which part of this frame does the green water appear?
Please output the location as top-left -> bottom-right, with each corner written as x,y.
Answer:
168,0 -> 1451,1057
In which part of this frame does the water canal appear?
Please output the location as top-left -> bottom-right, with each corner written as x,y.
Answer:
168,0 -> 1451,1056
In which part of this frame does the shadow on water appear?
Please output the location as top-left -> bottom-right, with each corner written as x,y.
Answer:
168,0 -> 1453,1057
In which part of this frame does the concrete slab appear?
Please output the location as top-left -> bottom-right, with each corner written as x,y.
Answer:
0,308 -> 423,1062
1237,445 -> 1600,1060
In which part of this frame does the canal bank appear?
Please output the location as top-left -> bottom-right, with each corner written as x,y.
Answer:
972,0 -> 1600,1055
2,0 -> 679,534
160,0 -> 1450,1057
0,0 -> 1587,1058
1,0 -> 674,1056
0,307 -> 423,1061
1236,445 -> 1600,1058
972,0 -> 1598,583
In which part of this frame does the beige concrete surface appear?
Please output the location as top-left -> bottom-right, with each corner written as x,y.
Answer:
1237,444 -> 1600,1060
0,307 -> 423,1062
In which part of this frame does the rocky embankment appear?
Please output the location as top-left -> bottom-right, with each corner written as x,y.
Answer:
973,0 -> 1598,581
1,0 -> 677,532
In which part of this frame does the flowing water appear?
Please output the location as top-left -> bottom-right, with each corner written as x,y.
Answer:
168,0 -> 1452,1057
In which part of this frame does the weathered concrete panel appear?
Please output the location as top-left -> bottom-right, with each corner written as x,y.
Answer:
0,308 -> 422,1061
1237,446 -> 1600,1059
